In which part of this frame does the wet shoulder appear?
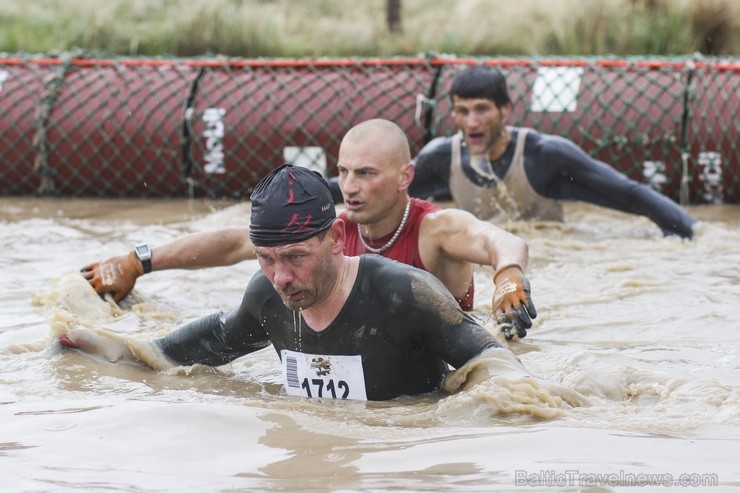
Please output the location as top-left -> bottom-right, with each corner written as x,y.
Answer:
523,127 -> 582,160
358,255 -> 457,313
414,135 -> 454,162
411,197 -> 441,215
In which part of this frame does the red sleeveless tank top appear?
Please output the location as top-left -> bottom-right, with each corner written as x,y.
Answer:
340,198 -> 475,311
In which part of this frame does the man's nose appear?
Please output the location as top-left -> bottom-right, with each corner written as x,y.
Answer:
340,173 -> 359,194
464,112 -> 480,128
272,261 -> 294,287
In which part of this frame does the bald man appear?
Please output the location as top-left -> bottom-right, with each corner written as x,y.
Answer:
82,119 -> 536,339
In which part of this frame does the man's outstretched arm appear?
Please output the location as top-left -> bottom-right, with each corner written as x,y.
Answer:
536,137 -> 696,239
81,227 -> 254,302
423,208 -> 536,340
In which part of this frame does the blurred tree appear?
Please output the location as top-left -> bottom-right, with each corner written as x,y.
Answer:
387,0 -> 402,33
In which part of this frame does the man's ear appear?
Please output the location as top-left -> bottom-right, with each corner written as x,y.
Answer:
329,219 -> 345,254
399,161 -> 415,190
500,102 -> 513,123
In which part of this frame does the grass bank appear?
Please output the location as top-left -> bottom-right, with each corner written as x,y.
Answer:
1,0 -> 737,57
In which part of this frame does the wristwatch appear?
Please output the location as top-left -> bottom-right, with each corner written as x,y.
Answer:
133,242 -> 153,274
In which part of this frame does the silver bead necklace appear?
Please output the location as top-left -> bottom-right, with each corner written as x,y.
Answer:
357,199 -> 411,254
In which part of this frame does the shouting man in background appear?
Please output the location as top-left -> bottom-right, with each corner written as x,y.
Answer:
408,66 -> 697,239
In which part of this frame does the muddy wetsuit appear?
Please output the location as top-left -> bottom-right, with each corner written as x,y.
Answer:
409,127 -> 696,239
340,198 -> 475,311
154,255 -> 500,401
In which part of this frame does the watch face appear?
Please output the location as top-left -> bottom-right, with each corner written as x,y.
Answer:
135,244 -> 151,258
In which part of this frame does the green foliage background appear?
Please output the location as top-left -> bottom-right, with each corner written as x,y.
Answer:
1,0 -> 738,58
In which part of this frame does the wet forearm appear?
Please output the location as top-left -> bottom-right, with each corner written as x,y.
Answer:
151,227 -> 254,271
488,233 -> 529,273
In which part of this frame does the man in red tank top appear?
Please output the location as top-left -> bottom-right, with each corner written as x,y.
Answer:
81,120 -> 536,339
337,119 -> 532,325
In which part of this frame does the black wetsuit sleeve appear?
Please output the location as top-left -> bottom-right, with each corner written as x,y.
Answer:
368,257 -> 500,368
412,283 -> 501,369
531,135 -> 696,239
327,176 -> 344,204
410,137 -> 453,201
153,278 -> 272,367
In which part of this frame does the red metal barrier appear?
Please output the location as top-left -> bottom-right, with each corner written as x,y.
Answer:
0,55 -> 737,203
685,63 -> 740,204
43,61 -> 198,196
185,60 -> 434,198
0,59 -> 58,194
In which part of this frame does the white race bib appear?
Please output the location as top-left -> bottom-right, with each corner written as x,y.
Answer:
281,349 -> 367,401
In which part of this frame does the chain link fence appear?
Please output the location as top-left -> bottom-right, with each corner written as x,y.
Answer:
1,54 -> 737,203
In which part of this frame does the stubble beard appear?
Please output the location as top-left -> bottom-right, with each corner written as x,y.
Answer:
278,248 -> 338,312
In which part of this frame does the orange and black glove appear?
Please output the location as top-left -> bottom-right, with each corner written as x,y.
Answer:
80,251 -> 144,302
492,265 -> 537,340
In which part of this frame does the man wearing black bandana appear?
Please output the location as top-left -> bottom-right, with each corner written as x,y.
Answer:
409,65 -> 696,239
61,165 -> 507,401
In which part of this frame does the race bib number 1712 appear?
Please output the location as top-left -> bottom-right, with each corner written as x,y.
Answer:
281,349 -> 367,401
